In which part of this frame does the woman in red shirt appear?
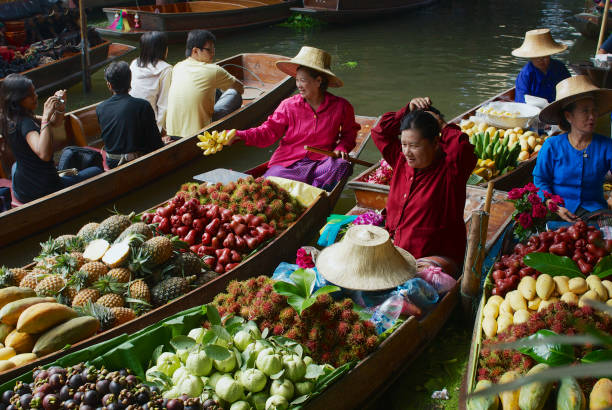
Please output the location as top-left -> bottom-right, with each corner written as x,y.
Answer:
372,98 -> 477,276
227,46 -> 360,191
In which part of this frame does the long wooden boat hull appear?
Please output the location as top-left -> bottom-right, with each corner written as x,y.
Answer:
97,0 -> 298,42
1,42 -> 136,95
566,12 -> 612,39
291,0 -> 436,23
0,53 -> 296,249
0,115 -> 376,384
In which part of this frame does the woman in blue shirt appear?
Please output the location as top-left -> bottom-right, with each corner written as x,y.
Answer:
512,28 -> 571,103
534,75 -> 612,222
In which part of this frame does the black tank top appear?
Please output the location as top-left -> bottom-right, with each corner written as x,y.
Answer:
6,116 -> 61,202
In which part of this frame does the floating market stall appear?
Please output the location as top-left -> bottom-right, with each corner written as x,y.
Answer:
460,186 -> 612,409
0,53 -> 296,248
0,117 -> 375,384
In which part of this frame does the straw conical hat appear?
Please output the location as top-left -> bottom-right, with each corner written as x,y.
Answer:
539,75 -> 612,124
511,29 -> 567,58
276,46 -> 343,88
316,225 -> 416,291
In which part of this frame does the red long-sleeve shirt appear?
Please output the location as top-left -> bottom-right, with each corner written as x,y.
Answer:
372,105 -> 477,266
236,93 -> 360,167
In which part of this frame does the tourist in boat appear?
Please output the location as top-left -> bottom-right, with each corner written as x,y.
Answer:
512,28 -> 571,103
97,61 -> 164,169
0,74 -> 103,203
166,30 -> 244,138
129,31 -> 172,138
226,46 -> 360,191
371,97 -> 477,277
534,75 -> 612,222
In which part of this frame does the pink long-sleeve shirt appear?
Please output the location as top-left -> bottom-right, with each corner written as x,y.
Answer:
236,93 -> 360,167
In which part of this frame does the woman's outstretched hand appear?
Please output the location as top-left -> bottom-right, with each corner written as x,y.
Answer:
334,150 -> 349,160
556,206 -> 579,223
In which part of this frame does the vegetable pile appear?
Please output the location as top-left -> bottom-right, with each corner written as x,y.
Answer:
142,197 -> 275,274
175,177 -> 305,232
491,221 -> 612,296
210,275 -> 379,367
146,305 -> 340,410
0,362 -> 218,410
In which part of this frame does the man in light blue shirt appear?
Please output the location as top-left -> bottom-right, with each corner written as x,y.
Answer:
512,29 -> 571,103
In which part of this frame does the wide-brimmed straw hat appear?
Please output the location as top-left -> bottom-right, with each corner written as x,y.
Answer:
316,225 -> 416,291
276,46 -> 343,88
539,75 -> 612,124
511,28 -> 568,58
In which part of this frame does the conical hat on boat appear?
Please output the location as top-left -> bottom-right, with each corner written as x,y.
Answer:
539,75 -> 612,124
276,46 -> 343,88
316,225 -> 417,291
511,28 -> 567,58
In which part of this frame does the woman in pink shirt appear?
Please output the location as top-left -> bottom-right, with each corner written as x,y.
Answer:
229,46 -> 360,191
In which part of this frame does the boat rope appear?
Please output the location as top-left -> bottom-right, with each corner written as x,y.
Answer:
220,63 -> 266,88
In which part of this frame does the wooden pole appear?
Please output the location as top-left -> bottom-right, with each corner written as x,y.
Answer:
596,0 -> 611,54
460,182 -> 495,318
78,0 -> 91,93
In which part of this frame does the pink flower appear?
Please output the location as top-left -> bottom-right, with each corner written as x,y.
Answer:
527,193 -> 541,206
551,194 -> 565,206
543,191 -> 552,199
296,248 -> 315,268
524,183 -> 539,193
548,201 -> 559,213
517,212 -> 533,229
532,203 -> 547,218
508,188 -> 524,200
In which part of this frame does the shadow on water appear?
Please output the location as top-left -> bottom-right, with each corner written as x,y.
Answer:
0,0 -> 602,404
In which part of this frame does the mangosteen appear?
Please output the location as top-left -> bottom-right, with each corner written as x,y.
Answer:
78,405 -> 94,410
73,391 -> 83,404
69,375 -> 84,389
2,391 -> 13,404
82,390 -> 98,406
63,399 -> 77,409
48,374 -> 63,390
202,400 -> 215,408
166,399 -> 183,410
59,386 -> 70,402
118,370 -> 128,377
95,380 -> 109,396
106,403 -> 123,410
15,383 -> 31,395
19,393 -> 32,409
108,381 -> 121,395
42,394 -> 60,410
135,390 -> 149,405
6,405 -> 17,410
34,370 -> 48,382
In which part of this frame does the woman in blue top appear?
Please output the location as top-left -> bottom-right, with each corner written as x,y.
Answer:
0,74 -> 103,203
512,28 -> 571,103
534,75 -> 612,222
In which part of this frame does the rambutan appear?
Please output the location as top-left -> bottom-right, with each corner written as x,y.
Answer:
227,281 -> 242,296
264,206 -> 274,218
279,307 -> 296,324
261,301 -> 274,318
210,191 -> 220,201
256,213 -> 267,222
284,212 -> 297,222
262,284 -> 274,294
273,324 -> 285,335
223,182 -> 236,193
260,320 -> 273,332
269,199 -> 283,215
284,202 -> 294,212
308,327 -> 321,341
340,309 -> 358,322
347,331 -> 365,345
229,303 -> 241,314
240,307 -> 250,318
218,192 -> 231,203
363,320 -> 375,333
255,177 -> 264,184
217,307 -> 227,317
285,328 -> 299,340
315,293 -> 332,307
270,292 -> 286,305
255,200 -> 267,213
320,352 -> 333,364
336,322 -> 350,339
215,182 -> 223,190
365,335 -> 378,350
306,340 -> 318,353
241,201 -> 257,214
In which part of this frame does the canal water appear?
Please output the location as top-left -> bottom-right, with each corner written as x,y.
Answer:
0,0 -> 600,406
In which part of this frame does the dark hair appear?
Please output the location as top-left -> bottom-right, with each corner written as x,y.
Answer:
297,66 -> 329,92
0,74 -> 35,137
185,30 -> 216,58
104,61 -> 131,94
558,101 -> 576,132
399,109 -> 441,142
137,31 -> 168,68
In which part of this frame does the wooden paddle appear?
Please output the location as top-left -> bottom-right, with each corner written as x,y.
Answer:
304,146 -> 374,167
597,0 -> 611,54
461,182 -> 495,318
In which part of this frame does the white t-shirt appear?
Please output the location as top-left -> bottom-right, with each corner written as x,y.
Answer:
129,59 -> 173,132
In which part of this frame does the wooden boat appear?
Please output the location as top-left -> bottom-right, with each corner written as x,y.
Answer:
96,0 -> 299,42
0,115 -> 376,384
0,42 -> 136,95
571,61 -> 612,89
290,0 -> 437,24
566,12 -> 612,39
0,53 -> 296,249
346,88 -> 538,207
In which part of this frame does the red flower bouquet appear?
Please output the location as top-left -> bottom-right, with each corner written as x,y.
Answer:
507,183 -> 564,242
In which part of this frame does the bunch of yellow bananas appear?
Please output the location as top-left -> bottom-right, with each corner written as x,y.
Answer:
196,129 -> 236,155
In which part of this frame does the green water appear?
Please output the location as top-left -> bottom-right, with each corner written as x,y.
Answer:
0,0 -> 602,406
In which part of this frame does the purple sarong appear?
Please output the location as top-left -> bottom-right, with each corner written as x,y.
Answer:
263,157 -> 352,191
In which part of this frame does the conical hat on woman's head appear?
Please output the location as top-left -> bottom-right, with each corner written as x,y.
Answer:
316,225 -> 417,291
538,75 -> 612,124
511,28 -> 567,58
276,46 -> 343,88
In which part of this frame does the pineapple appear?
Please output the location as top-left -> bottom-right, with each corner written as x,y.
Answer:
67,270 -> 89,292
110,307 -> 136,326
83,239 -> 110,261
93,275 -> 126,295
38,237 -> 63,258
151,276 -> 194,306
76,302 -> 114,331
72,288 -> 100,307
140,236 -> 174,267
62,286 -> 78,305
96,293 -> 124,308
101,242 -> 130,268
35,274 -> 66,297
51,253 -> 80,276
177,252 -> 203,276
19,273 -> 41,289
0,267 -> 28,287
108,268 -> 131,283
54,234 -> 83,253
80,262 -> 108,284
128,279 -> 150,304
70,252 -> 86,269
77,222 -> 99,242
94,213 -> 134,243
115,222 -> 153,244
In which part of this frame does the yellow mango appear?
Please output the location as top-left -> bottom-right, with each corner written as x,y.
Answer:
560,292 -> 579,305
569,277 -> 588,294
506,290 -> 527,312
518,276 -> 537,300
587,275 -> 608,301
527,297 -> 541,311
499,299 -> 513,315
590,378 -> 612,410
497,314 -> 513,334
483,302 -> 499,319
579,290 -> 600,308
553,276 -> 570,295
536,274 -> 554,300
499,370 -> 521,410
513,309 -> 530,324
488,295 -> 504,307
601,280 -> 612,297
482,316 -> 497,338
538,298 -> 559,313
